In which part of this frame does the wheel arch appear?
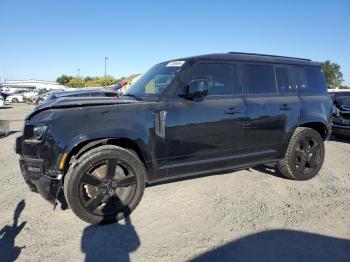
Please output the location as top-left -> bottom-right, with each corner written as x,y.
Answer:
64,137 -> 150,181
299,121 -> 330,140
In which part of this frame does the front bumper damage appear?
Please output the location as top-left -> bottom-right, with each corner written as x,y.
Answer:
19,157 -> 62,204
16,133 -> 63,205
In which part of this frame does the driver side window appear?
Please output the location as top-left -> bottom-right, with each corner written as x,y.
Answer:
190,63 -> 239,95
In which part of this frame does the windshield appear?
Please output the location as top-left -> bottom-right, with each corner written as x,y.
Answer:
126,61 -> 185,97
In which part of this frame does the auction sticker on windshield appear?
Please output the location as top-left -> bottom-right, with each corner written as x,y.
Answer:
166,61 -> 185,67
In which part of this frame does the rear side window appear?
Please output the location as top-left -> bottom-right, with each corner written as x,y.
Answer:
275,66 -> 295,93
294,66 -> 326,95
190,63 -> 239,95
243,64 -> 276,94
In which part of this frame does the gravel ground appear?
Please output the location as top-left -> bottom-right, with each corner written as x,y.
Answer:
0,103 -> 349,262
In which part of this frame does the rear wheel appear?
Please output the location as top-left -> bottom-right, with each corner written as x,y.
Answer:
278,127 -> 325,180
64,145 -> 146,224
12,98 -> 19,103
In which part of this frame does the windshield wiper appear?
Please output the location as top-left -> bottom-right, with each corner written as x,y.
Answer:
123,93 -> 142,101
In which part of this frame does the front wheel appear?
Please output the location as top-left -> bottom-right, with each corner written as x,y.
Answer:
278,127 -> 325,180
64,145 -> 146,224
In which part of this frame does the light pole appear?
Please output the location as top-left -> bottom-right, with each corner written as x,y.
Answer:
104,57 -> 108,77
77,68 -> 81,88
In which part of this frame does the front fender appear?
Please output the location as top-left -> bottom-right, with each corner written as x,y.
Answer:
64,125 -> 151,169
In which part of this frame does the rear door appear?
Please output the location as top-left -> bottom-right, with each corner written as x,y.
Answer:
242,63 -> 301,159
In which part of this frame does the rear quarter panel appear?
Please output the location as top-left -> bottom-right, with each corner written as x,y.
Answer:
299,95 -> 332,127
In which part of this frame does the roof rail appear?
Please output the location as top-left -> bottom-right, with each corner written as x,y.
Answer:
228,52 -> 311,61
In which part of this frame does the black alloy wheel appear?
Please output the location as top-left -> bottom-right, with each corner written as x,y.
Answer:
278,127 -> 325,180
293,135 -> 322,176
64,145 -> 146,224
79,159 -> 137,216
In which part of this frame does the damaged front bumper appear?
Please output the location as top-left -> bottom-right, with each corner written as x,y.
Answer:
16,133 -> 63,205
19,157 -> 62,204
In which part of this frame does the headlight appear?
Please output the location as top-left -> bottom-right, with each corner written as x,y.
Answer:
33,126 -> 48,140
332,105 -> 340,116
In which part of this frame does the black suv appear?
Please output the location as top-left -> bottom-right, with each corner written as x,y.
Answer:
16,52 -> 332,224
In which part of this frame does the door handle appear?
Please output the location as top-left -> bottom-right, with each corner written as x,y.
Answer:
225,107 -> 241,114
280,103 -> 292,111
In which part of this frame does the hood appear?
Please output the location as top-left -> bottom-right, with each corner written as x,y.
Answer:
27,96 -> 141,120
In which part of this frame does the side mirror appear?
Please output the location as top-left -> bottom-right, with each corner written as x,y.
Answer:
188,78 -> 209,98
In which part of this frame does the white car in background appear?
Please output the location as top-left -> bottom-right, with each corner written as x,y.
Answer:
6,93 -> 24,103
22,88 -> 48,104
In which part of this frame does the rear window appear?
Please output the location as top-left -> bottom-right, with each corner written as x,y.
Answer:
275,66 -> 295,93
243,64 -> 276,94
294,66 -> 326,95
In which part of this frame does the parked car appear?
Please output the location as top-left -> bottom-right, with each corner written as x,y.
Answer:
329,90 -> 350,138
36,89 -> 118,106
0,95 -> 4,106
0,92 -> 8,100
23,88 -> 49,104
35,89 -> 66,105
6,93 -> 25,103
328,89 -> 350,101
16,52 -> 332,224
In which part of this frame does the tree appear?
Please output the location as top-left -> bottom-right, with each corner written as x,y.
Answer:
97,76 -> 117,86
56,75 -> 73,86
322,60 -> 343,89
56,74 -> 119,88
67,78 -> 85,88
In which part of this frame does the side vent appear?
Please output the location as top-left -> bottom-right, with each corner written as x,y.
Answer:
155,111 -> 167,139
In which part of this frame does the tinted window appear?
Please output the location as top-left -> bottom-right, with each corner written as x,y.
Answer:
275,66 -> 295,93
295,66 -> 326,95
190,63 -> 238,95
243,64 -> 276,94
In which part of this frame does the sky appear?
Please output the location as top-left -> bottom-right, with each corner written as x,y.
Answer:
1,0 -> 350,84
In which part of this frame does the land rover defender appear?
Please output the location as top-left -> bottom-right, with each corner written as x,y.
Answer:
16,52 -> 332,224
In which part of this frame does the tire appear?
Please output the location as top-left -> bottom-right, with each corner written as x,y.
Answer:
12,98 -> 19,103
278,127 -> 325,180
64,145 -> 146,224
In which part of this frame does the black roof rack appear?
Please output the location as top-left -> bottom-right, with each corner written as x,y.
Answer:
228,52 -> 311,61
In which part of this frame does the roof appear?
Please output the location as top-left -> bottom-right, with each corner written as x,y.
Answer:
175,52 -> 321,66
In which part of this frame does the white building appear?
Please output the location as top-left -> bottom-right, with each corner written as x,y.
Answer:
0,80 -> 66,94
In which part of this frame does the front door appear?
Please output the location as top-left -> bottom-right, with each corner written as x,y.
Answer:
164,61 -> 246,177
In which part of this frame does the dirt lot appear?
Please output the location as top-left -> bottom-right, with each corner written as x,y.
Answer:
0,103 -> 349,262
